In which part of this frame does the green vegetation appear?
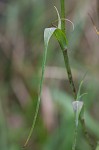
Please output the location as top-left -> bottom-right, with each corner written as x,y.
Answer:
0,0 -> 99,150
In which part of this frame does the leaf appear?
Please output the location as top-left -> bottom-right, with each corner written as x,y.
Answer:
24,27 -> 68,146
24,27 -> 56,147
76,80 -> 84,100
78,93 -> 87,100
54,28 -> 68,50
44,27 -> 67,50
72,101 -> 84,127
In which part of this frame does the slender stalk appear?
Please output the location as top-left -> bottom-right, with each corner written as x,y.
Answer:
60,0 -> 77,100
60,0 -> 66,33
72,126 -> 78,150
80,117 -> 95,150
60,1 -> 94,150
60,1 -> 77,148
63,49 -> 77,99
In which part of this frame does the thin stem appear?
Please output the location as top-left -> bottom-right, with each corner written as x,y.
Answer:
60,1 -> 94,150
63,49 -> 77,99
60,2 -> 77,148
72,126 -> 78,150
60,0 -> 66,33
60,0 -> 77,99
80,117 -> 95,150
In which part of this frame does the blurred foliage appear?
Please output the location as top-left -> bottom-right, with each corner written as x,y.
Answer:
0,0 -> 99,150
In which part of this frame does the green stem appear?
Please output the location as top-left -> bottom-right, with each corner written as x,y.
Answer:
72,126 -> 78,150
63,49 -> 77,99
80,117 -> 95,150
60,1 -> 94,150
60,2 -> 77,148
60,0 -> 66,33
60,0 -> 77,99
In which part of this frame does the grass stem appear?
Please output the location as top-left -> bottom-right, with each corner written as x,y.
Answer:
60,1 -> 94,150
60,0 -> 77,100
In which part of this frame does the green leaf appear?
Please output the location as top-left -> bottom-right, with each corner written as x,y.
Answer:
44,27 -> 68,58
44,27 -> 68,50
72,101 -> 84,127
24,27 -> 56,147
24,27 -> 68,146
76,80 -> 84,101
54,28 -> 68,50
24,25 -> 68,146
78,93 -> 87,100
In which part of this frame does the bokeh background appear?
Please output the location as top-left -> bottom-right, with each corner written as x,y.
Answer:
0,0 -> 99,150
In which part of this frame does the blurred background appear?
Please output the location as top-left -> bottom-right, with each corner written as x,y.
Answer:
0,0 -> 99,150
